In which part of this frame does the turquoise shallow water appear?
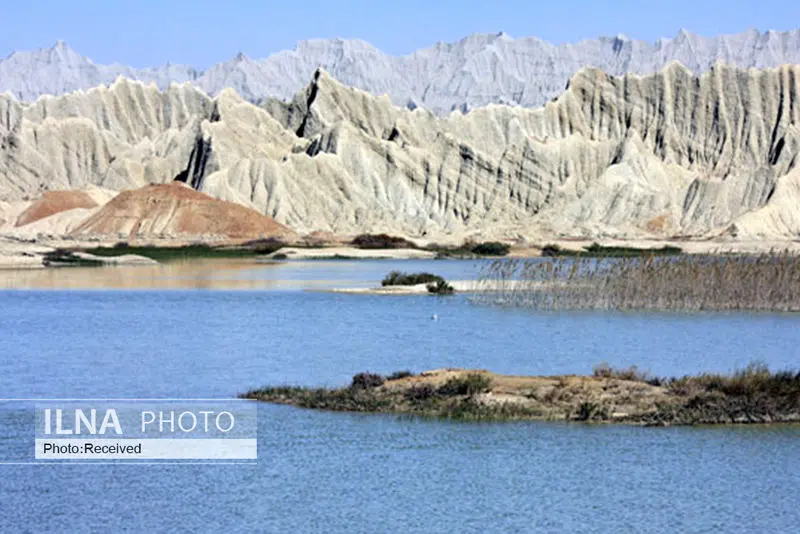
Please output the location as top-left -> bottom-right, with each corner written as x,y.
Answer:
0,260 -> 799,533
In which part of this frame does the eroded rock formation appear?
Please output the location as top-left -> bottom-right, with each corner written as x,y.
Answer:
1,62 -> 800,240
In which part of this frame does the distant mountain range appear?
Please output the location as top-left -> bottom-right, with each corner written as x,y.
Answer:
2,29 -> 800,114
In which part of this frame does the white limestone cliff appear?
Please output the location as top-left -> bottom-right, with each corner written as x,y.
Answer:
2,63 -> 800,241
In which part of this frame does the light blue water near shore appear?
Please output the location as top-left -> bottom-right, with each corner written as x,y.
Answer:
0,260 -> 799,533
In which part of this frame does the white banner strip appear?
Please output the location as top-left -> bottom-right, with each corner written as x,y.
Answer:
35,439 -> 257,460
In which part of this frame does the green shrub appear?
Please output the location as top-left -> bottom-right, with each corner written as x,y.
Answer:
540,244 -> 562,257
404,384 -> 437,402
438,373 -> 492,396
470,242 -> 511,256
351,234 -> 416,249
80,244 -> 266,261
382,271 -> 444,286
573,401 -> 609,421
350,372 -> 385,389
427,280 -> 455,295
583,242 -> 682,257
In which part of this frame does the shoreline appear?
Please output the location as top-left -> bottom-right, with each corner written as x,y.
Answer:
5,236 -> 800,271
241,367 -> 800,426
319,280 -> 555,295
4,236 -> 800,270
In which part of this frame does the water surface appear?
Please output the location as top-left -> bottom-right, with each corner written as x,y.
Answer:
0,260 -> 798,533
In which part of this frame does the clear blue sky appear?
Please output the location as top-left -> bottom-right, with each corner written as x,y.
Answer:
1,0 -> 798,68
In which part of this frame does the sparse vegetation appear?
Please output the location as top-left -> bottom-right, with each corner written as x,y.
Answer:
404,384 -> 437,402
540,244 -> 563,257
476,253 -> 800,312
351,372 -> 385,389
351,234 -> 417,249
540,242 -> 683,257
426,280 -> 455,295
437,373 -> 492,396
387,370 -> 415,381
635,362 -> 800,425
470,242 -> 511,256
80,241 -> 287,261
241,363 -> 800,425
430,241 -> 511,258
42,250 -> 105,267
593,362 -> 654,383
573,401 -> 609,421
382,271 -> 444,286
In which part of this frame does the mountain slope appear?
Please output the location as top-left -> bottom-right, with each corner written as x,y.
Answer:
73,182 -> 294,240
2,64 -> 800,240
3,29 -> 800,113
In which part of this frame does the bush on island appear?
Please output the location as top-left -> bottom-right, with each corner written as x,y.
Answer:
427,280 -> 455,295
382,271 -> 444,286
470,242 -> 511,256
387,370 -> 415,380
351,234 -> 416,249
351,372 -> 385,389
438,373 -> 492,396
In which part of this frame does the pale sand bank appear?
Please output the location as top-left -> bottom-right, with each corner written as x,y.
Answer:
70,252 -> 158,265
321,280 -> 551,295
264,247 -> 437,260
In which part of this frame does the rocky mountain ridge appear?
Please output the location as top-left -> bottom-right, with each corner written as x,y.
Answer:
2,62 -> 800,241
3,29 -> 800,113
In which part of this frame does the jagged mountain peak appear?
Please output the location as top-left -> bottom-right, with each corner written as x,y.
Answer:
2,28 -> 800,113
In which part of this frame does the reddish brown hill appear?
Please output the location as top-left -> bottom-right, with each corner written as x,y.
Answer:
16,191 -> 98,227
72,182 -> 294,240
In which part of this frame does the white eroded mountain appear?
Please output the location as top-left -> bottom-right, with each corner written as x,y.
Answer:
2,29 -> 800,113
1,63 -> 800,241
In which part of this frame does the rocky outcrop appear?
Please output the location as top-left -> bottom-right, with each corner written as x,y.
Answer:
3,29 -> 800,113
1,63 -> 800,240
72,182 -> 294,240
242,367 -> 800,425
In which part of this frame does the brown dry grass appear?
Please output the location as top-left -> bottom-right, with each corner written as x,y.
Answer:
645,214 -> 670,233
243,368 -> 670,422
476,254 -> 800,312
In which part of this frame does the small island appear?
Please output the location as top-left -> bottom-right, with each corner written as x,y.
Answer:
241,364 -> 800,426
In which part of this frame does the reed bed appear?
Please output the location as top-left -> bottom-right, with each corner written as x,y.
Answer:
474,253 -> 800,312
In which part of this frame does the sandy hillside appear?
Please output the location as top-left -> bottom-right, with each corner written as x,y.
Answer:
72,182 -> 295,240
15,190 -> 98,226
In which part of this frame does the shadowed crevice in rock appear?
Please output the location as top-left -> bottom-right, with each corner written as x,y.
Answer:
295,69 -> 322,138
174,132 -> 216,191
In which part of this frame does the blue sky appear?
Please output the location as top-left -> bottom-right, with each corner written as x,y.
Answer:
1,0 -> 798,68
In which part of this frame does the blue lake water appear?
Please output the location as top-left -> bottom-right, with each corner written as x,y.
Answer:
0,259 -> 798,533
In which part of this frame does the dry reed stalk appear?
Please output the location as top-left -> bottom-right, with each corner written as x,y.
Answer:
475,253 -> 800,312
